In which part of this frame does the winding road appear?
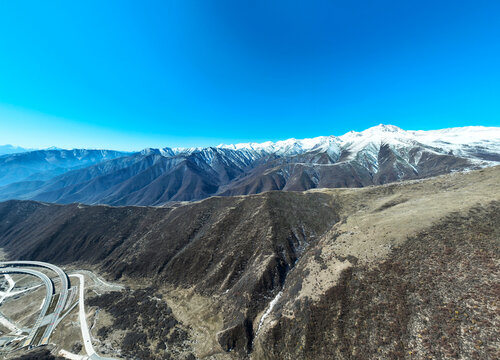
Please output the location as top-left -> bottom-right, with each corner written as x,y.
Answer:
0,267 -> 54,347
70,274 -> 116,360
0,261 -> 117,359
0,261 -> 69,347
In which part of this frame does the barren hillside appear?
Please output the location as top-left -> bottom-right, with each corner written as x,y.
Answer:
0,166 -> 499,359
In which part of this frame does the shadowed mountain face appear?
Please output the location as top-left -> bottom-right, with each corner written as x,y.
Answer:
0,191 -> 341,357
0,166 -> 499,359
0,125 -> 498,206
0,192 -> 338,282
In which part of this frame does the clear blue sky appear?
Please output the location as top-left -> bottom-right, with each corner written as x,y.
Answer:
0,0 -> 499,150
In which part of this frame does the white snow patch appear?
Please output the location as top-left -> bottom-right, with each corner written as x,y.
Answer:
257,291 -> 283,334
58,349 -> 87,360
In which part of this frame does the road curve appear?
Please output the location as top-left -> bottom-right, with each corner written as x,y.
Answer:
0,261 -> 69,345
0,267 -> 54,347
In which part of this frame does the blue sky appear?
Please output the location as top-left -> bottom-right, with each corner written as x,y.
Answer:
0,0 -> 499,150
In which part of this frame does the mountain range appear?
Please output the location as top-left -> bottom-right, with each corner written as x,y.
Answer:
0,144 -> 33,156
0,124 -> 499,206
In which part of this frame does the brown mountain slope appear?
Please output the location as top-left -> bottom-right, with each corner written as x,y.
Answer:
254,201 -> 500,359
2,128 -> 496,207
0,191 -> 341,357
0,166 -> 499,359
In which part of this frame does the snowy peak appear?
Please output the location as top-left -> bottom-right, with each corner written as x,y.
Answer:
372,124 -> 404,133
340,125 -> 409,145
217,135 -> 342,158
341,124 -> 405,138
214,124 -> 499,157
217,124 -> 411,156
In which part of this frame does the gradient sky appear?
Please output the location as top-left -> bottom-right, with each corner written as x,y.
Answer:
0,0 -> 499,150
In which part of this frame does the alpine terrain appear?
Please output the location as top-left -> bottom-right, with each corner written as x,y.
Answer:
0,125 -> 498,359
0,125 -> 499,205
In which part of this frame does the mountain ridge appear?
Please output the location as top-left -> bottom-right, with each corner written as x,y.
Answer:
0,124 -> 498,206
0,144 -> 33,156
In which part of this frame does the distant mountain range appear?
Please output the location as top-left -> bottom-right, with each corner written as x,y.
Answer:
1,124 -> 499,205
0,144 -> 33,156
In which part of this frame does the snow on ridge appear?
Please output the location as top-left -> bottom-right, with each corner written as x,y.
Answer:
340,125 -> 411,148
216,124 -> 413,156
409,126 -> 500,145
144,124 -> 500,161
217,135 -> 342,156
257,291 -> 283,334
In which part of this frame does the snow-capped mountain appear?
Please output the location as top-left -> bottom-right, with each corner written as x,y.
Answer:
139,124 -> 500,168
0,125 -> 498,205
217,135 -> 342,158
216,124 -> 500,165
